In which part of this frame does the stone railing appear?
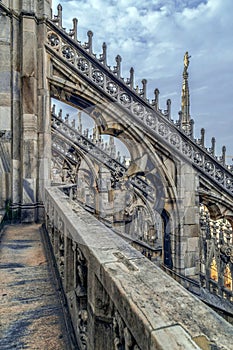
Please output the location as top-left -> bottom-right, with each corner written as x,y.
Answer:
44,186 -> 233,350
45,19 -> 233,197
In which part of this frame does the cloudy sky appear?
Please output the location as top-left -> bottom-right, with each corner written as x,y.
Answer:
52,0 -> 233,163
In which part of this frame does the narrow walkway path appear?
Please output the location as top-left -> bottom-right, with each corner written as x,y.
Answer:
0,224 -> 72,350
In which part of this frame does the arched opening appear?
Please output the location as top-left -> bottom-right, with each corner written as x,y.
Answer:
224,265 -> 232,290
200,203 -> 233,244
210,257 -> 218,282
124,204 -> 159,246
162,209 -> 173,269
51,98 -> 131,163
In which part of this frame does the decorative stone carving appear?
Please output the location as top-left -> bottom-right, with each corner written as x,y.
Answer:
74,247 -> 87,295
170,133 -> 181,147
95,283 -> 113,317
92,70 -> 104,85
158,123 -> 169,137
124,200 -> 157,246
120,93 -> 131,106
77,58 -> 89,73
47,31 -> 60,48
132,104 -> 144,116
113,310 -> 140,350
204,161 -> 215,174
47,218 -> 54,242
145,113 -> 156,127
106,81 -> 118,95
62,45 -> 75,60
72,244 -> 88,350
58,232 -> 65,278
200,204 -> 233,300
78,310 -> 88,350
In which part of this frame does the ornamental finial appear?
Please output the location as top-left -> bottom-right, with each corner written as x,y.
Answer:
180,51 -> 193,136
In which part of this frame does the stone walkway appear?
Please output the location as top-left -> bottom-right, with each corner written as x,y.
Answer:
0,224 -> 73,350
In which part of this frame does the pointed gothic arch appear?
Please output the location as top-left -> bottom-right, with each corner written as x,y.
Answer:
224,264 -> 232,290
210,257 -> 218,282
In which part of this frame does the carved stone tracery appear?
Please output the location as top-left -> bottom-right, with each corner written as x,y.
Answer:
200,204 -> 233,299
74,245 -> 88,350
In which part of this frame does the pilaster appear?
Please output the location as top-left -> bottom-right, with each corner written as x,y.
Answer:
0,6 -> 12,209
20,13 -> 38,221
0,0 -> 52,221
175,161 -> 200,278
37,18 -> 51,215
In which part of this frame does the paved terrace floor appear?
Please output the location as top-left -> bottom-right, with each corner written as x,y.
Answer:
0,224 -> 75,350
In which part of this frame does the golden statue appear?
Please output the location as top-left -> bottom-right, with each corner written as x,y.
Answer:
183,51 -> 191,73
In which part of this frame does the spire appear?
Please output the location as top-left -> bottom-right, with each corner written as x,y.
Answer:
99,42 -> 107,65
113,55 -> 122,78
92,125 -> 99,142
109,136 -> 116,158
77,111 -> 82,133
57,4 -> 63,27
71,18 -> 78,41
180,51 -> 193,136
109,135 -> 114,146
153,88 -> 160,111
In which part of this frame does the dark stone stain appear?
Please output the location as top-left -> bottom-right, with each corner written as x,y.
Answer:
0,263 -> 25,268
4,244 -> 32,250
10,240 -> 37,243
0,306 -> 64,349
9,278 -> 50,286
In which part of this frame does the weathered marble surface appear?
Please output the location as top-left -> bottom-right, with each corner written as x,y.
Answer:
45,186 -> 233,350
0,224 -> 73,349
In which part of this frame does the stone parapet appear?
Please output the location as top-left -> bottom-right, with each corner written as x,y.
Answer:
44,186 -> 233,350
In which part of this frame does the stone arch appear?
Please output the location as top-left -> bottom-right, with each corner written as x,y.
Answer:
52,136 -> 99,188
200,193 -> 233,229
224,264 -> 232,291
123,188 -> 162,247
200,203 -> 233,297
51,82 -> 185,273
51,98 -> 132,165
210,257 -> 218,282
200,203 -> 233,245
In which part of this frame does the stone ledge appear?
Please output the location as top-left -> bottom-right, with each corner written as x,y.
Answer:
45,186 -> 233,350
151,325 -> 201,350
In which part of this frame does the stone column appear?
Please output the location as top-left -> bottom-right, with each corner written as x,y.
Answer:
0,7 -> 12,209
0,0 -> 52,221
175,161 -> 200,278
37,0 -> 52,18
37,9 -> 52,221
11,13 -> 21,216
20,12 -> 39,221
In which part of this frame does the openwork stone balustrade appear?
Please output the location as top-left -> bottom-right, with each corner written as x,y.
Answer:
45,186 -> 233,350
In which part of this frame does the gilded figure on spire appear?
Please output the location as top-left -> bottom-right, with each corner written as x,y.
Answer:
183,51 -> 191,73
